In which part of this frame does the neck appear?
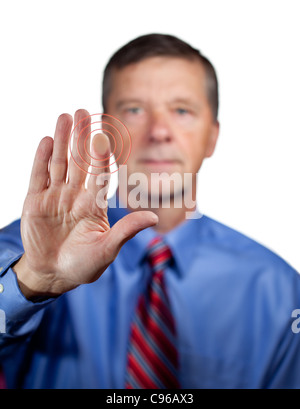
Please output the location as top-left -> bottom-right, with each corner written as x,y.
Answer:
116,185 -> 197,233
147,206 -> 195,233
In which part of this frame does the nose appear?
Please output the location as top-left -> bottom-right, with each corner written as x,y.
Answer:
148,111 -> 172,144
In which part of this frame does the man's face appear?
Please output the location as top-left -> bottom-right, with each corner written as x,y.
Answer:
105,56 -> 219,198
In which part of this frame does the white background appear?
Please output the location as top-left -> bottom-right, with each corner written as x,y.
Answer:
0,0 -> 299,271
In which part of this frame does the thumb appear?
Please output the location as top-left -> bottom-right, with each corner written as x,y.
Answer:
108,211 -> 159,255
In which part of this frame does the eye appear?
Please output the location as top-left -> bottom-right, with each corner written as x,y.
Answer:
126,107 -> 142,114
175,108 -> 189,115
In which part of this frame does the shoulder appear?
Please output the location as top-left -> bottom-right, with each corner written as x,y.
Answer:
194,214 -> 299,280
0,219 -> 22,250
0,219 -> 21,235
188,216 -> 300,339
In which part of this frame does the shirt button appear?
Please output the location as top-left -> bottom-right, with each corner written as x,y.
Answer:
0,283 -> 4,293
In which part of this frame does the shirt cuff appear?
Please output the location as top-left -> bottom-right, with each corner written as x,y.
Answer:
0,251 -> 54,337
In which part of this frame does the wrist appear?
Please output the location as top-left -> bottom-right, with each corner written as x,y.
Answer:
12,255 -> 60,301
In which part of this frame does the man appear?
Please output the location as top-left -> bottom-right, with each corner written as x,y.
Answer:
0,33 -> 300,389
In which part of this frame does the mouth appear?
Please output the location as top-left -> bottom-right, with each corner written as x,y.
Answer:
138,159 -> 181,171
142,159 -> 178,164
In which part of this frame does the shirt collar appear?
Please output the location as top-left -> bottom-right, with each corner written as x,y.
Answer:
107,197 -> 156,270
164,209 -> 204,276
107,196 -> 204,276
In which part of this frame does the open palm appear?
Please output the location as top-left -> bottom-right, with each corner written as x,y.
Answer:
15,110 -> 157,298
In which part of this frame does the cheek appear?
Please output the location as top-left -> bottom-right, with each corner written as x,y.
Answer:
179,129 -> 211,171
113,127 -> 144,168
126,122 -> 148,150
107,115 -> 146,165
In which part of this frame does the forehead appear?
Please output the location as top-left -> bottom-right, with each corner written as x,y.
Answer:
108,56 -> 207,103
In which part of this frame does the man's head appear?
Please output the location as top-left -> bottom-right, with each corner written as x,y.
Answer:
102,33 -> 219,122
101,33 -> 220,203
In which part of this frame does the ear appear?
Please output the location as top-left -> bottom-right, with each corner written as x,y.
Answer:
205,120 -> 220,158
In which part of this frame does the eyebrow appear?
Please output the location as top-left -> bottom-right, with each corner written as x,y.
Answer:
115,99 -> 145,110
115,97 -> 200,111
168,98 -> 200,110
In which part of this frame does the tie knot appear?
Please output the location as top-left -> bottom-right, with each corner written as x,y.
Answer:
147,236 -> 172,273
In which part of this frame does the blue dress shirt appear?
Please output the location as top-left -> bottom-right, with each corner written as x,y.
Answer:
0,201 -> 300,389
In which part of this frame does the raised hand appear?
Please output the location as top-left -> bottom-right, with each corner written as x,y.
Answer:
14,109 -> 158,299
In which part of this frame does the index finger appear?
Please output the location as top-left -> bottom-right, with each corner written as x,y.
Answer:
87,133 -> 111,203
68,109 -> 92,188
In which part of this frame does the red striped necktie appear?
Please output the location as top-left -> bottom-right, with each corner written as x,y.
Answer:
0,367 -> 6,389
125,236 -> 180,389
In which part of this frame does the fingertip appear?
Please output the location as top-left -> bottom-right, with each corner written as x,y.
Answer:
41,135 -> 53,144
92,133 -> 111,157
147,211 -> 159,225
39,136 -> 53,158
57,113 -> 73,129
58,112 -> 72,120
75,109 -> 90,120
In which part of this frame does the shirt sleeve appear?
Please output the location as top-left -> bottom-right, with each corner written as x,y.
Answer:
263,263 -> 300,389
0,221 -> 54,358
